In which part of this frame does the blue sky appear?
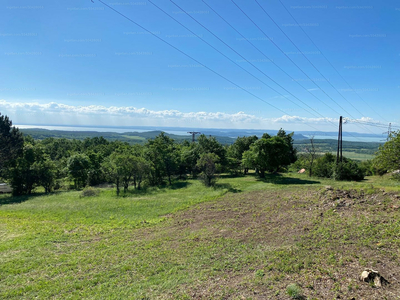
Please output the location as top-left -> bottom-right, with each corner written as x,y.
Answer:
0,0 -> 399,134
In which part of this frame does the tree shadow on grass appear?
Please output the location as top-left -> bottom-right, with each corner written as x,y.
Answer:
214,183 -> 241,193
168,181 -> 192,190
256,173 -> 320,185
0,191 -> 63,206
218,173 -> 246,179
123,181 -> 192,197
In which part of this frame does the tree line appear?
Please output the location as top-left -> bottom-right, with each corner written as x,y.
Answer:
1,113 -> 399,196
1,114 -> 300,195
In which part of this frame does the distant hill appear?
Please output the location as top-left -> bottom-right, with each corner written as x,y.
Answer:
19,128 -> 238,145
19,128 -> 382,159
20,127 -> 309,145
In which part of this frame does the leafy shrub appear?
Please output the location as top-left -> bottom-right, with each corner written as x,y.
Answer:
286,284 -> 303,299
313,153 -> 335,178
359,160 -> 375,176
392,172 -> 400,181
80,187 -> 100,198
333,160 -> 365,181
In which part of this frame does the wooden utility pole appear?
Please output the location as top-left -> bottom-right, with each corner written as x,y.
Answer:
187,132 -> 200,142
337,116 -> 343,164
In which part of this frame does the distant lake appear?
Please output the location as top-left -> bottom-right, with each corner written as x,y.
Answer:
305,135 -> 384,143
15,124 -> 190,136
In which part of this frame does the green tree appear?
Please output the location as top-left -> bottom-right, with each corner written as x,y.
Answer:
180,143 -> 201,178
276,128 -> 297,166
197,153 -> 218,187
33,159 -> 56,193
242,136 -> 292,178
8,144 -> 55,195
197,134 -> 227,169
67,154 -> 90,188
9,144 -> 37,195
145,133 -> 179,185
374,131 -> 400,174
86,151 -> 104,186
313,153 -> 335,178
0,113 -> 24,176
133,156 -> 152,190
102,153 -> 124,196
228,135 -> 258,174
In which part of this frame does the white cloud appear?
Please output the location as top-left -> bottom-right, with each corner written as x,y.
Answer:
0,99 -> 381,133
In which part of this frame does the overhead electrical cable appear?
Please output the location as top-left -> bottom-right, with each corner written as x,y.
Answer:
148,0 -> 319,118
168,0 -> 367,139
96,0 -> 367,140
276,0 -> 389,123
200,0 -> 347,129
230,0 -> 375,134
254,0 -> 380,135
255,0 -> 365,117
96,0 -> 325,133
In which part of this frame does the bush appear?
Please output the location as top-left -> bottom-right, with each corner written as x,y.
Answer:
80,187 -> 100,198
286,284 -> 303,299
313,153 -> 335,178
333,160 -> 365,181
359,160 -> 375,176
392,172 -> 400,181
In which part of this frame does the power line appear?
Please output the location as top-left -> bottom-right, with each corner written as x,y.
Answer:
147,0 -> 318,118
95,0 -> 323,133
230,0 -> 375,135
96,0 -> 365,142
254,0 -> 380,136
200,0 -> 345,128
166,0 -> 331,119
167,0 -> 367,141
164,1 -> 368,142
276,0 -> 389,124
345,119 -> 400,130
254,0 -> 366,119
168,0 -> 360,136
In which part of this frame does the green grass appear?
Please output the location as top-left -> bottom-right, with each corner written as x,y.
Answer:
120,135 -> 146,141
341,151 -> 375,161
1,173 -> 400,299
0,181 -> 227,230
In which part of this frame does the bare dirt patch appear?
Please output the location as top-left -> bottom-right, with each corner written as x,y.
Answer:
155,187 -> 400,299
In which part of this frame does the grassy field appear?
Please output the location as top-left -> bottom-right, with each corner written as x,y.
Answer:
1,173 -> 400,299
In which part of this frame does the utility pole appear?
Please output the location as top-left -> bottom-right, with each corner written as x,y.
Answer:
337,116 -> 343,164
187,131 -> 200,142
384,123 -> 392,141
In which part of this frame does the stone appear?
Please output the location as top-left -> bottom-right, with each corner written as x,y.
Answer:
359,269 -> 389,288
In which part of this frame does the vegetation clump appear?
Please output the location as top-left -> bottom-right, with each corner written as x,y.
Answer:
286,284 -> 303,299
80,187 -> 100,198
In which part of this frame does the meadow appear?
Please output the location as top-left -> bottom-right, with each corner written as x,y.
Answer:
1,173 -> 400,299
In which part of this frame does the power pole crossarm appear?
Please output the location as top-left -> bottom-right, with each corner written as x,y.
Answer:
187,132 -> 201,142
